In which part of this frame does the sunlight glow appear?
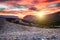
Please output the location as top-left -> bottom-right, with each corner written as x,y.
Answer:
37,11 -> 46,18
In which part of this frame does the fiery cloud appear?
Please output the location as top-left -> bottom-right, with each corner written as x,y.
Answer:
0,0 -> 60,19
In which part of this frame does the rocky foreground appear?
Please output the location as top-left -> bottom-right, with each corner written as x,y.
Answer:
0,18 -> 60,40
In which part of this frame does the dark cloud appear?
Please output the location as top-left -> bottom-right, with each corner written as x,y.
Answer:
0,16 -> 18,18
48,0 -> 54,2
32,0 -> 39,4
0,0 -> 21,2
57,3 -> 60,6
29,7 -> 37,11
47,2 -> 60,7
0,0 -> 8,2
47,0 -> 57,2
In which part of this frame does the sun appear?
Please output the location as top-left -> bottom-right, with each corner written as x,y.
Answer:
37,11 -> 46,18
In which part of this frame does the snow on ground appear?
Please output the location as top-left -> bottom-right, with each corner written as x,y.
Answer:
0,18 -> 60,40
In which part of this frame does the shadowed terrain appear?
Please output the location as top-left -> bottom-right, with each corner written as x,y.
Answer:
0,18 -> 60,40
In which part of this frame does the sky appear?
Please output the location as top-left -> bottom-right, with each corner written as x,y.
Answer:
0,0 -> 60,19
